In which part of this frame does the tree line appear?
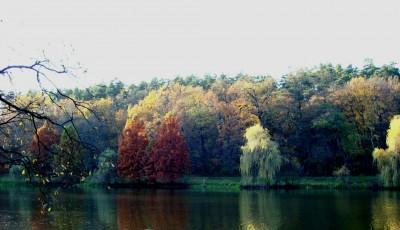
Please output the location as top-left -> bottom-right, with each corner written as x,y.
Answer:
2,61 -> 400,185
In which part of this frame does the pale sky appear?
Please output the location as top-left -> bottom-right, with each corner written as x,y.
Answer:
1,0 -> 400,91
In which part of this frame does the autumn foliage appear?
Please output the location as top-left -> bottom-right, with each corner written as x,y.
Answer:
147,116 -> 191,183
30,121 -> 59,172
117,118 -> 149,180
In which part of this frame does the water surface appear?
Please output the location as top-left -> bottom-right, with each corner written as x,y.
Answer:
0,187 -> 399,229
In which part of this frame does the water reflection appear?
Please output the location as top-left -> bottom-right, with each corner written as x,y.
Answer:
186,191 -> 239,229
0,187 -> 399,229
31,206 -> 52,230
117,190 -> 188,230
239,190 -> 377,230
91,189 -> 117,228
239,191 -> 281,229
0,187 -> 33,229
372,192 -> 400,230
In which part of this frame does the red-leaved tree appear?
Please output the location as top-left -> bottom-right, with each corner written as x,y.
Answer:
30,121 -> 59,174
117,118 -> 149,180
147,116 -> 190,183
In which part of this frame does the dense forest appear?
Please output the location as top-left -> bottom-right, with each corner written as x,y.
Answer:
2,61 -> 400,185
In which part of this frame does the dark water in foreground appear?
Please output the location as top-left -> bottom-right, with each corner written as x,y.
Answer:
0,187 -> 399,230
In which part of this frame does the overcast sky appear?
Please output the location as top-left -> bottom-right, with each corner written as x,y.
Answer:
1,0 -> 400,91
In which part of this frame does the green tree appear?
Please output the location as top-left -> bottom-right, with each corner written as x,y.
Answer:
240,124 -> 283,186
53,125 -> 85,184
88,148 -> 117,184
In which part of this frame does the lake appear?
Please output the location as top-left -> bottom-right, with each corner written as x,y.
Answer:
0,187 -> 399,229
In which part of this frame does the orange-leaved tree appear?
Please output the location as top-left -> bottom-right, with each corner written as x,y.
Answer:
148,115 -> 190,183
117,118 -> 149,180
30,121 -> 59,174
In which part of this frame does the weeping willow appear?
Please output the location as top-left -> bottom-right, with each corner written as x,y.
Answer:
373,115 -> 400,187
240,124 -> 283,186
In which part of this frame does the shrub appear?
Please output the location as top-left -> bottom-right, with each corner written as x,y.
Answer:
87,148 -> 118,184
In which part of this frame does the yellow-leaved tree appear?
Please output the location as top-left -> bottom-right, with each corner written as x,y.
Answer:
240,124 -> 283,186
373,115 -> 400,187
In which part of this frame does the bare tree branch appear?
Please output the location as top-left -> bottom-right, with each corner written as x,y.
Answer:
0,59 -> 98,188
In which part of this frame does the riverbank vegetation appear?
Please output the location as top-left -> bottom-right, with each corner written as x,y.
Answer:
240,124 -> 283,186
186,176 -> 380,191
373,116 -> 400,187
2,61 -> 400,189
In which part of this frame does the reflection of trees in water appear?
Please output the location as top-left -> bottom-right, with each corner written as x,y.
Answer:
239,191 -> 281,230
371,192 -> 400,230
51,191 -> 85,230
30,188 -> 117,229
187,192 -> 239,229
0,187 -> 33,229
239,190 -> 378,230
90,188 -> 117,228
116,190 -> 240,229
3,188 -> 399,229
30,203 -> 53,230
117,190 -> 188,230
330,191 -> 373,230
0,187 -> 54,229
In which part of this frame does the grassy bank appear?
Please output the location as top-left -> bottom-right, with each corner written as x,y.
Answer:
292,176 -> 380,189
0,175 -> 383,191
0,175 -> 27,188
186,177 -> 242,191
186,176 -> 381,191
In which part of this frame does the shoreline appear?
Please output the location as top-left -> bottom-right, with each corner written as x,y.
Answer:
1,175 -> 398,191
82,176 -> 396,191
